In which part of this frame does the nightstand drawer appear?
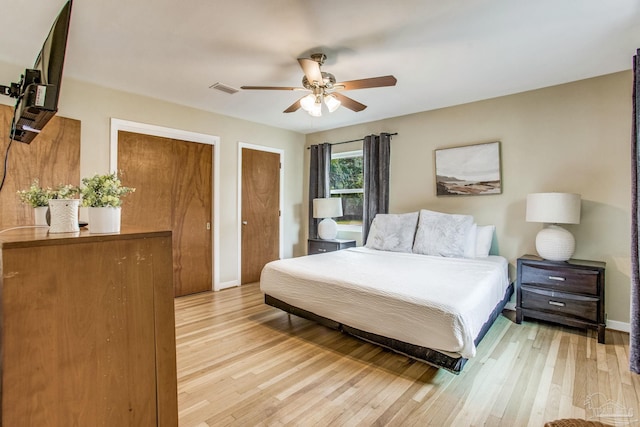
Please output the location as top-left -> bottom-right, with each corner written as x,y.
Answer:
520,287 -> 598,322
307,239 -> 356,255
520,264 -> 598,295
311,240 -> 339,254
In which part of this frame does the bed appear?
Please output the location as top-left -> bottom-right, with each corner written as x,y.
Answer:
260,209 -> 513,374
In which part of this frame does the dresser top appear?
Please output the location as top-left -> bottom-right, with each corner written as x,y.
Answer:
0,226 -> 171,249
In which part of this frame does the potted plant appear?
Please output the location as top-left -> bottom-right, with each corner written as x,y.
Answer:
80,172 -> 134,233
47,183 -> 81,233
17,179 -> 53,226
17,179 -> 79,227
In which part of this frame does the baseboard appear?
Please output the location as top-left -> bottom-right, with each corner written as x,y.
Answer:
606,319 -> 631,333
215,280 -> 240,291
503,304 -> 631,333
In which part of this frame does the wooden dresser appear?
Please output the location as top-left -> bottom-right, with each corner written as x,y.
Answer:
0,228 -> 178,426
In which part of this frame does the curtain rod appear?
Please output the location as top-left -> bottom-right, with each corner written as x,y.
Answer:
307,132 -> 398,149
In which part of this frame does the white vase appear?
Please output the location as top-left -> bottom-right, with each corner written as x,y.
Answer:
88,207 -> 121,234
48,199 -> 80,233
34,206 -> 48,226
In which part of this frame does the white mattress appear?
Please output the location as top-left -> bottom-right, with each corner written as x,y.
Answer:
260,247 -> 509,359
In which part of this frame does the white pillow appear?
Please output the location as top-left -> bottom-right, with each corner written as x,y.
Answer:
464,223 -> 478,258
475,225 -> 495,257
412,209 -> 474,257
365,212 -> 419,253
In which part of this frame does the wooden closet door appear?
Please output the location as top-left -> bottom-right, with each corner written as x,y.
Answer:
241,148 -> 280,284
0,104 -> 80,229
118,131 -> 213,296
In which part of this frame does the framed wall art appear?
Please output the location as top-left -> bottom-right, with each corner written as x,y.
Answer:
435,141 -> 502,196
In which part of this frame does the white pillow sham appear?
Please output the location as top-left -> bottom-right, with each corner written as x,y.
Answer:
475,225 -> 495,257
464,223 -> 478,258
365,212 -> 419,253
412,209 -> 474,257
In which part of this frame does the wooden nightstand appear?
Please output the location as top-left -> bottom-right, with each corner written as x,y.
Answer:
307,238 -> 356,255
516,254 -> 606,343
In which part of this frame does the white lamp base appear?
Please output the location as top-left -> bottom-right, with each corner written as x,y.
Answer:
317,218 -> 338,240
535,224 -> 575,261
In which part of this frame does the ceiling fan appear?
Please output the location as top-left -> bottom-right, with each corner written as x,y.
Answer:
241,53 -> 397,117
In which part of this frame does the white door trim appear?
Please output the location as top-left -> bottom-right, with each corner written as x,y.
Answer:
237,142 -> 284,286
110,118 -> 221,291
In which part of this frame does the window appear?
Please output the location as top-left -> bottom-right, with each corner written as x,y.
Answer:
330,150 -> 363,231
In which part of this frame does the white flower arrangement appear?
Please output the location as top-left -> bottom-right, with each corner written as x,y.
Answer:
80,172 -> 135,208
17,179 -> 79,207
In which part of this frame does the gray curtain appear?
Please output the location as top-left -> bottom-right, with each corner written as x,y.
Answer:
309,143 -> 331,239
362,133 -> 391,242
631,48 -> 640,374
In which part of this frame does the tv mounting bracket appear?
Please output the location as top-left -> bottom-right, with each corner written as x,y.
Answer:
1,69 -> 41,99
0,82 -> 21,98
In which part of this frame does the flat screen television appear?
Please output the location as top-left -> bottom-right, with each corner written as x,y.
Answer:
10,0 -> 73,144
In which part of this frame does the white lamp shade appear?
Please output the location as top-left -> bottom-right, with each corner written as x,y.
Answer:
526,193 -> 581,224
313,197 -> 343,219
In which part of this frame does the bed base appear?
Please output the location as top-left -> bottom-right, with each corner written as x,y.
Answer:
264,282 -> 514,374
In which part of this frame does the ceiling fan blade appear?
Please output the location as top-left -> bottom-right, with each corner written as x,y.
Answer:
283,98 -> 302,113
241,85 -> 300,91
333,92 -> 367,112
335,75 -> 397,91
297,58 -> 323,85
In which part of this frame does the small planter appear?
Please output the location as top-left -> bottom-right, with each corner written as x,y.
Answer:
48,199 -> 80,233
88,207 -> 121,234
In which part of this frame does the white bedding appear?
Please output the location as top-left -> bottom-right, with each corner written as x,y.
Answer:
260,247 -> 509,359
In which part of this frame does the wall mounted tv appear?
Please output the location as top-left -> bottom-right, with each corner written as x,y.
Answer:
0,0 -> 73,144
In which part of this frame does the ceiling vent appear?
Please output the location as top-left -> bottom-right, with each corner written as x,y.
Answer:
209,82 -> 239,94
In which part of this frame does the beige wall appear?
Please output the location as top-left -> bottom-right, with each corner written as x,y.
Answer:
0,60 -> 306,287
3,57 -> 632,325
306,71 -> 633,326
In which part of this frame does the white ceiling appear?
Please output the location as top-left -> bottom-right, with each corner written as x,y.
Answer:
1,0 -> 639,134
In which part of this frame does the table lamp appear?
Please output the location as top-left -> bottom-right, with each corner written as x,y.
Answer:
526,192 -> 581,261
313,197 -> 343,240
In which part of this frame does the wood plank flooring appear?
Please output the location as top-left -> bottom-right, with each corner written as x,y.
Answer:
175,283 -> 640,427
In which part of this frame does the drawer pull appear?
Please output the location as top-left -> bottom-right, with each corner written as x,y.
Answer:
318,249 -> 327,253
548,300 -> 566,307
548,276 -> 566,281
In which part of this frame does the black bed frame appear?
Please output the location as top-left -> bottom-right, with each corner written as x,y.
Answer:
264,282 -> 514,374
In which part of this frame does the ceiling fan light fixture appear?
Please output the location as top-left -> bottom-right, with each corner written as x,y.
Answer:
308,101 -> 322,117
300,93 -> 316,112
324,94 -> 341,113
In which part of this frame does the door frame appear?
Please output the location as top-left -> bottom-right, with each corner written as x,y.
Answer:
237,142 -> 284,285
109,118 -> 221,290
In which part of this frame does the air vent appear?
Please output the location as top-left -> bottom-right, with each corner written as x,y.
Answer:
209,82 -> 239,95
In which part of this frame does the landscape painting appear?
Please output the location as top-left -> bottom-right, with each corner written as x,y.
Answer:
435,141 -> 502,196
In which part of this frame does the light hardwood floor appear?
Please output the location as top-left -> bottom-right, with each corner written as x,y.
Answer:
175,283 -> 640,427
